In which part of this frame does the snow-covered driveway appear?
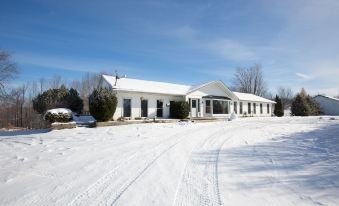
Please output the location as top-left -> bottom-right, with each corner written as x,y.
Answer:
0,117 -> 338,206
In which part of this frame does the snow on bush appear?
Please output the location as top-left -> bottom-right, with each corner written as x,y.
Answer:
229,112 -> 237,120
44,108 -> 73,123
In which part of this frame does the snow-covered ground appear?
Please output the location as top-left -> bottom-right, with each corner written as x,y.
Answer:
0,116 -> 338,206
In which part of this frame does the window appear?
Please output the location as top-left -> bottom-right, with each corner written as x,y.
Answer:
234,102 -> 237,114
213,100 -> 229,114
248,102 -> 251,114
123,99 -> 131,117
169,101 -> 175,118
240,102 -> 243,114
260,104 -> 263,114
253,103 -> 256,114
205,100 -> 211,113
157,100 -> 163,117
267,104 -> 270,114
192,99 -> 196,108
141,99 -> 148,117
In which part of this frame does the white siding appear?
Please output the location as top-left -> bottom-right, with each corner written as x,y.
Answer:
113,91 -> 184,120
314,96 -> 339,115
188,83 -> 232,98
232,101 -> 273,117
187,83 -> 235,118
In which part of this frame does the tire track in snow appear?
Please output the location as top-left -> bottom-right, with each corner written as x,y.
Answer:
173,123 -> 251,206
171,128 -> 223,206
173,128 -> 227,206
69,124 -> 207,206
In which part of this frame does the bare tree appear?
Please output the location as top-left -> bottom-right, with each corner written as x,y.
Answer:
0,51 -> 19,97
232,64 -> 267,96
50,75 -> 62,89
0,71 -> 104,129
39,78 -> 46,93
335,94 -> 339,99
277,86 -> 294,109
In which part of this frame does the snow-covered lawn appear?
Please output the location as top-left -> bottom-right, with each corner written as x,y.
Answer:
0,116 -> 338,206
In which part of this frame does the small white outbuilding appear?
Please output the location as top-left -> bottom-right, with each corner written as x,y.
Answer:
313,95 -> 339,115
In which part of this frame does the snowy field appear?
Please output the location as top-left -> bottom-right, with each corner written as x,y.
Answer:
0,117 -> 338,206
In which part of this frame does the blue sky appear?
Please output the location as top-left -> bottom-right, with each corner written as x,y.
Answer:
1,0 -> 339,96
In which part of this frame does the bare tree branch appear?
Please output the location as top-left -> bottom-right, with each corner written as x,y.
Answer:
232,64 -> 267,96
277,86 -> 294,109
0,51 -> 19,96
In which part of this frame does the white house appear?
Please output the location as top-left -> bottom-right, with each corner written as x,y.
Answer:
100,75 -> 275,120
314,95 -> 339,115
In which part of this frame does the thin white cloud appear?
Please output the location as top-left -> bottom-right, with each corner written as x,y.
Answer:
166,26 -> 197,39
296,73 -> 313,81
15,52 -> 141,74
207,39 -> 257,61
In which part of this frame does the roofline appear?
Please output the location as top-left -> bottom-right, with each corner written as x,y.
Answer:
314,94 -> 339,101
103,74 -> 277,103
102,74 -> 191,88
187,80 -> 239,100
112,88 -> 186,96
238,99 -> 276,104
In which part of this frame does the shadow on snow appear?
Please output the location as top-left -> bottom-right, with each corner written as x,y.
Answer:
192,123 -> 339,196
0,128 -> 52,137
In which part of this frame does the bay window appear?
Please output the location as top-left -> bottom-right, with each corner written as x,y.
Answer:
212,100 -> 230,114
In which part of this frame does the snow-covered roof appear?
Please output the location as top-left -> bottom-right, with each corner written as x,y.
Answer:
314,94 -> 339,102
103,75 -> 198,95
233,92 -> 276,104
102,75 -> 275,103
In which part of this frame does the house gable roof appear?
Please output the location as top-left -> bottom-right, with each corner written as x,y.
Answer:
233,92 -> 276,104
187,80 -> 238,100
102,75 -> 274,103
102,75 -> 191,95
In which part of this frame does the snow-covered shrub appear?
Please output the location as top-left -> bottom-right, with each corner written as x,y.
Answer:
32,85 -> 83,114
274,95 -> 284,117
229,112 -> 237,120
170,101 -> 190,119
44,108 -> 73,123
89,88 -> 117,121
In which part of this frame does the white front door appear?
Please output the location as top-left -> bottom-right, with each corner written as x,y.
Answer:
191,99 -> 198,117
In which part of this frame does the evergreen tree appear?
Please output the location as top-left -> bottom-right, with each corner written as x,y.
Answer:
32,86 -> 83,114
305,95 -> 323,115
291,88 -> 323,116
89,88 -> 117,121
170,101 -> 190,119
273,95 -> 284,117
291,94 -> 310,116
66,88 -> 84,114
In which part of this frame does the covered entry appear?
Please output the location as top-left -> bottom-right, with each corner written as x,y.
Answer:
189,98 -> 201,118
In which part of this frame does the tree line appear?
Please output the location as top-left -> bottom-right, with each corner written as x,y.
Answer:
0,51 -> 104,130
0,50 -> 335,129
